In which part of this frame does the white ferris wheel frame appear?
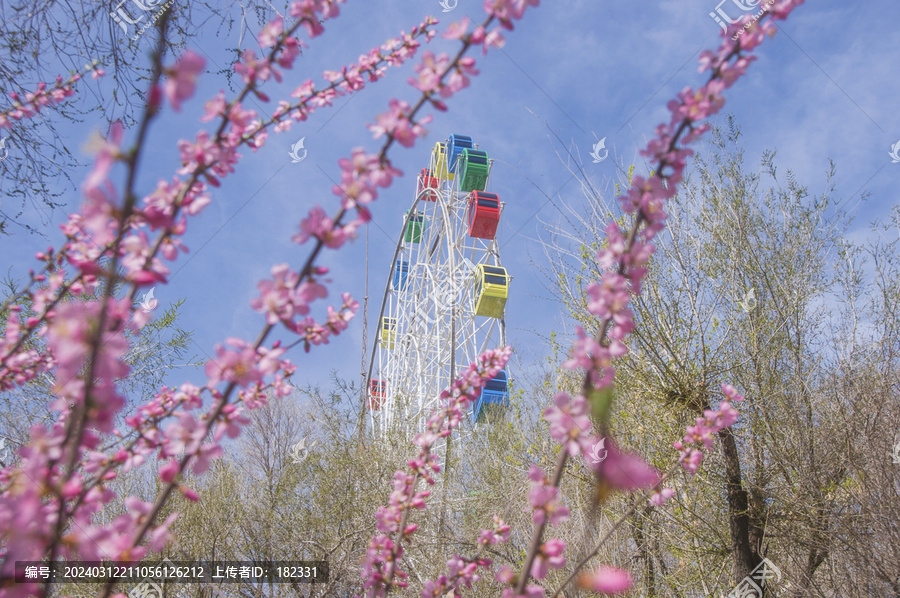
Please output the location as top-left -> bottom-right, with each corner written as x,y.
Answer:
366,140 -> 509,439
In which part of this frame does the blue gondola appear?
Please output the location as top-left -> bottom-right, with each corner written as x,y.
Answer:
474,370 -> 509,423
393,259 -> 409,290
447,134 -> 474,173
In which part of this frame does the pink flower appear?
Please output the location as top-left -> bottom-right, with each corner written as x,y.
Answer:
679,447 -> 704,473
596,222 -> 627,269
278,37 -> 302,69
408,51 -> 449,94
528,477 -> 569,526
495,566 -> 516,585
158,459 -> 180,483
483,27 -> 506,53
442,18 -> 470,40
675,384 -> 744,472
542,392 -> 592,456
234,49 -> 275,85
192,442 -> 223,475
164,51 -> 205,111
368,98 -> 430,147
578,566 -> 632,594
292,206 -> 355,248
562,327 -> 620,388
478,516 -> 510,546
333,169 -> 377,208
179,486 -> 200,502
214,403 -> 251,442
204,338 -> 264,388
258,19 -> 283,48
148,513 -> 178,552
593,442 -> 660,491
585,273 -> 632,325
83,121 -> 124,197
444,57 -> 478,97
531,538 -> 566,579
201,91 -> 227,122
721,383 -> 745,402
650,487 -> 675,506
250,263 -> 303,325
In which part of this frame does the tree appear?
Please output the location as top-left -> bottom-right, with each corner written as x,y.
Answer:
540,117 -> 900,596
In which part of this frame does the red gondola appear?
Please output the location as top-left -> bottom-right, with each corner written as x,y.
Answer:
467,191 -> 501,239
368,379 -> 387,410
417,168 -> 439,201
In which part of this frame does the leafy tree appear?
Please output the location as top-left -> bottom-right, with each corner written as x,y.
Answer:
539,117 -> 900,596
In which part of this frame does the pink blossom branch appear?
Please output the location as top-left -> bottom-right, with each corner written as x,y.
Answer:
41,17 -> 176,588
421,515 -> 511,597
0,63 -> 103,129
360,348 -> 512,598
0,8 -> 433,449
550,385 -> 741,598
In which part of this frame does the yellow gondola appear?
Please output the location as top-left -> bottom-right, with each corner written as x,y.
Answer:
431,141 -> 454,181
380,317 -> 397,349
473,264 -> 509,319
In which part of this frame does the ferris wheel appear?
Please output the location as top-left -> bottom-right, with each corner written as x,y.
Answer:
365,134 -> 512,438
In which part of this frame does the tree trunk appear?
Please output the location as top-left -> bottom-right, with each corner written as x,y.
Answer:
718,426 -> 762,587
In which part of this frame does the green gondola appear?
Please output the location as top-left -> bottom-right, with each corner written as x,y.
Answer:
404,210 -> 425,243
459,149 -> 490,192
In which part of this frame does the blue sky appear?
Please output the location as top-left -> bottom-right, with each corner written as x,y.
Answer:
1,0 -> 898,406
